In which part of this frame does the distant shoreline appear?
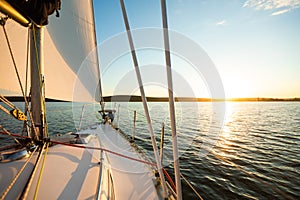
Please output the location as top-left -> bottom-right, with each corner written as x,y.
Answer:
105,95 -> 300,102
3,96 -> 68,102
4,96 -> 300,102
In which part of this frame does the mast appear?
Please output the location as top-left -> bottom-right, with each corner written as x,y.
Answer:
30,25 -> 46,140
160,0 -> 182,199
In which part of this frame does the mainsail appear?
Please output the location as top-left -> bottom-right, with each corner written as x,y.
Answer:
0,0 -> 101,102
0,1 -> 188,199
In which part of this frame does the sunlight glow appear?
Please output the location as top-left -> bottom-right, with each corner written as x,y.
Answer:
223,76 -> 254,98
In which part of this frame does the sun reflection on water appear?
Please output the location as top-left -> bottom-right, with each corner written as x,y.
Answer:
221,102 -> 234,140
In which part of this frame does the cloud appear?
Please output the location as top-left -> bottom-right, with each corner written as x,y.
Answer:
271,8 -> 291,15
216,20 -> 227,26
243,0 -> 300,15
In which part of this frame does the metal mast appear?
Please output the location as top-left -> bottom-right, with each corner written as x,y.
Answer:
30,25 -> 46,140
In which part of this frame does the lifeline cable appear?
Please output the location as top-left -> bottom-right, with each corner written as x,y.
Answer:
0,129 -> 178,196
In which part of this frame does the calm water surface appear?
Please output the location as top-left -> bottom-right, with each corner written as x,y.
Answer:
0,102 -> 299,199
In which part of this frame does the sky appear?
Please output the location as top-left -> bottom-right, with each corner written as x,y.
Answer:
93,0 -> 300,98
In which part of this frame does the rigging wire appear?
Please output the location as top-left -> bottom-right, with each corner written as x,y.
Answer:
125,107 -> 204,198
160,0 -> 182,198
0,128 -> 178,197
119,0 -> 168,198
1,18 -> 38,139
0,95 -> 15,108
0,95 -> 27,121
0,104 -> 10,115
1,21 -> 28,111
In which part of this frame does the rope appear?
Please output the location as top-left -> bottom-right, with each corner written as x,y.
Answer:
180,173 -> 204,200
1,20 -> 38,138
0,95 -> 27,121
0,130 -> 182,198
0,96 -> 15,109
33,142 -> 49,200
0,104 -> 11,115
1,25 -> 27,110
20,143 -> 46,199
0,146 -> 38,200
0,125 -> 22,146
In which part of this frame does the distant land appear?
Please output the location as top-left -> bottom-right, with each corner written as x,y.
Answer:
4,96 -> 68,102
104,95 -> 300,102
4,95 -> 300,102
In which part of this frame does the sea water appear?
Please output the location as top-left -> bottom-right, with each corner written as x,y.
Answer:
0,101 -> 299,199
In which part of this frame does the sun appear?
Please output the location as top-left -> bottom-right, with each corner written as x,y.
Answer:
223,75 -> 254,98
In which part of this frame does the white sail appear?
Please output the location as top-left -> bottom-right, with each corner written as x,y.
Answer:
0,1 -> 181,199
0,0 -> 100,102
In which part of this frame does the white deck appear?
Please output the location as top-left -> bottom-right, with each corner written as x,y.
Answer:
0,123 -> 159,199
96,124 -> 159,200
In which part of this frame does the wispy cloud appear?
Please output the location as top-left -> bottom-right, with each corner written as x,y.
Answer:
243,0 -> 300,15
271,8 -> 291,15
216,20 -> 227,26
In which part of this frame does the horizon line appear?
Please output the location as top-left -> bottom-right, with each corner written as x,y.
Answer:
4,95 -> 300,102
